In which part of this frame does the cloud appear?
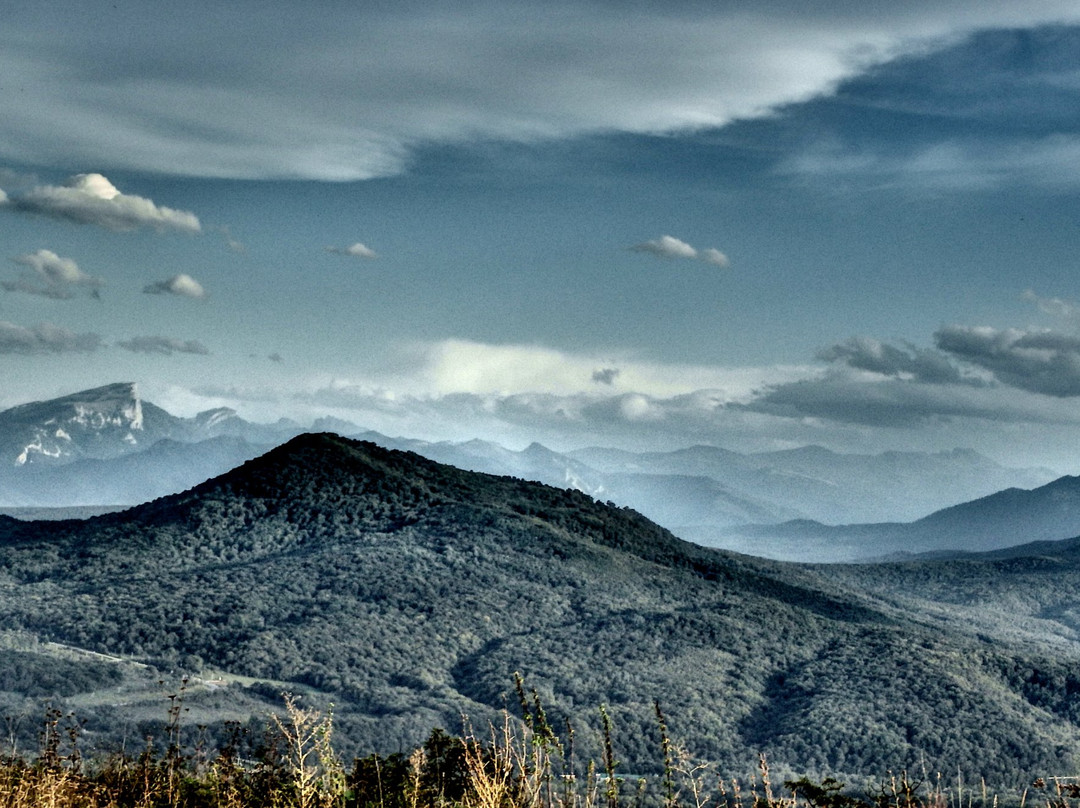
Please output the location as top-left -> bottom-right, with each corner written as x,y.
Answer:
818,335 -> 968,384
116,336 -> 210,356
699,248 -> 731,268
393,338 -> 807,399
1022,289 -> 1080,321
630,235 -> 730,267
1,278 -> 74,300
934,324 -> 1080,397
5,249 -> 104,299
212,225 -> 245,253
744,369 -> 1050,428
0,321 -> 102,354
327,242 -> 378,259
0,189 -> 7,205
631,235 -> 698,260
592,367 -> 620,386
7,4 -> 1080,180
6,174 -> 200,232
143,273 -> 206,299
739,325 -> 1080,428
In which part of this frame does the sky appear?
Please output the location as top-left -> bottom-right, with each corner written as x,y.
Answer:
5,1 -> 1080,471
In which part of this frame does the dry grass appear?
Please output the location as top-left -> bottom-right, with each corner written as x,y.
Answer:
0,692 -> 1040,808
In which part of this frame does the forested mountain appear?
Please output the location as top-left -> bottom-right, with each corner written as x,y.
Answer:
1,433 -> 1079,789
729,474 -> 1080,562
817,534 -> 1080,652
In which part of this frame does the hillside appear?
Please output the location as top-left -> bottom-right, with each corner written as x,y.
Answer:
1,433 -> 1079,787
816,534 -> 1080,654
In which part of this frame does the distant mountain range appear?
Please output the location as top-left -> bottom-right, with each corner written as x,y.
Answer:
2,433 -> 1080,787
724,474 -> 1080,562
0,384 -> 1063,561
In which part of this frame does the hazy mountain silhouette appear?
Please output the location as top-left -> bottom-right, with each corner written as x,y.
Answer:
729,474 -> 1080,562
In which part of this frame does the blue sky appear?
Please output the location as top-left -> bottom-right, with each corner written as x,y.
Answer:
5,1 -> 1080,470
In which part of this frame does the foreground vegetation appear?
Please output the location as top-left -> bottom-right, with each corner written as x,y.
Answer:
0,683 -> 1064,808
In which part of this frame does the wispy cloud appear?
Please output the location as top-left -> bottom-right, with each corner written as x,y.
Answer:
116,336 -> 209,356
7,6 -> 1079,181
5,174 -> 200,232
4,249 -> 104,299
630,235 -> 730,267
1022,289 -> 1080,321
0,321 -> 102,354
143,273 -> 206,299
327,242 -> 378,259
212,225 -> 245,253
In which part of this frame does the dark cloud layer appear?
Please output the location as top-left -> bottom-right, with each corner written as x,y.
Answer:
934,324 -> 1080,397
818,336 -> 967,384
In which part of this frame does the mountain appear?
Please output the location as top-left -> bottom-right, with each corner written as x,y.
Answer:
347,435 -> 1052,546
727,474 -> 1080,562
0,382 -> 147,466
0,385 -> 1062,562
817,533 -> 1080,655
2,433 -> 1080,787
0,384 -> 329,507
0,435 -> 268,508
0,383 -> 313,472
571,443 -> 1055,526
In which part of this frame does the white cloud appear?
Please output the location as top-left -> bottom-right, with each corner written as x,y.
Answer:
0,189 -> 7,205
7,174 -> 200,232
380,338 -> 809,401
143,273 -> 206,299
0,321 -> 102,354
631,235 -> 698,260
630,235 -> 731,267
327,242 -> 378,259
4,3 -> 1080,180
116,336 -> 210,355
699,248 -> 731,268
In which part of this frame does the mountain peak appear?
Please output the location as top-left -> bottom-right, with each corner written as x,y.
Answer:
0,383 -> 144,467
